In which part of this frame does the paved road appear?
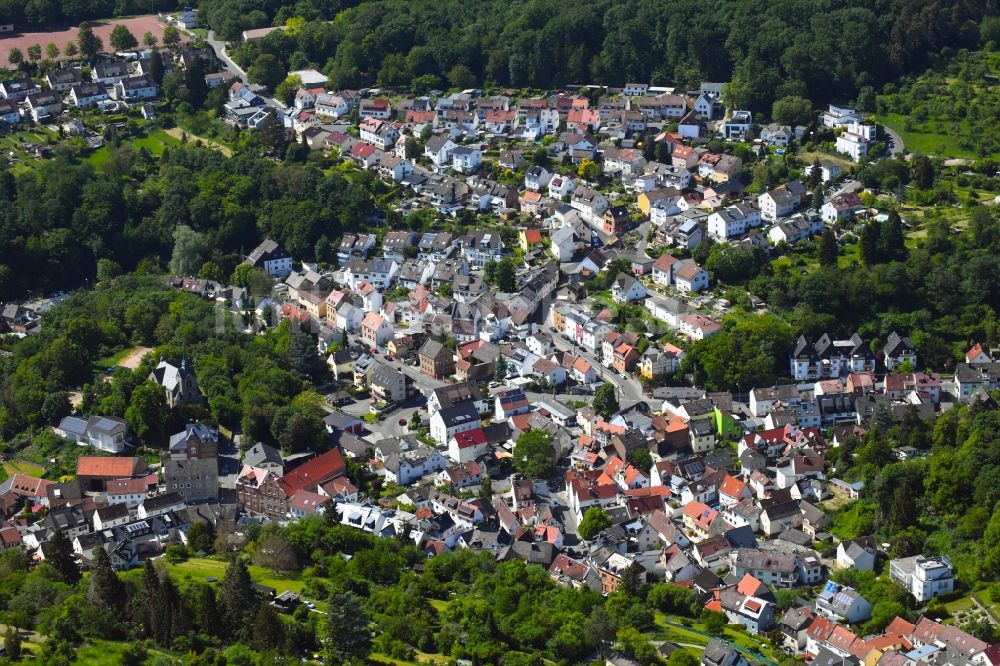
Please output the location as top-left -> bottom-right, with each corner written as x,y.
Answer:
550,334 -> 646,407
204,30 -> 287,112
882,125 -> 905,157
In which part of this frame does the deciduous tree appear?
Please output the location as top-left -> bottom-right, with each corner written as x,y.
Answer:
513,430 -> 555,479
110,25 -> 138,51
593,383 -> 619,419
77,23 -> 104,62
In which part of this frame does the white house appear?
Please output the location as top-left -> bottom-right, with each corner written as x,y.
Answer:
524,165 -> 552,191
550,226 -> 577,263
359,117 -> 399,150
821,104 -> 859,129
758,183 -> 805,221
452,146 -> 482,173
760,124 -> 793,146
246,238 -> 292,277
24,91 -> 63,122
114,75 -> 158,102
721,110 -> 752,140
315,93 -> 355,118
815,582 -> 872,624
548,175 -> 576,199
424,134 -> 457,167
0,99 -> 18,124
836,537 -> 876,571
707,204 -> 762,240
836,131 -> 871,162
674,260 -> 709,293
821,193 -> 864,223
570,186 -> 608,225
335,303 -> 363,332
430,402 -> 481,446
611,274 -> 647,303
889,555 -> 954,602
447,428 -> 488,464
804,160 -> 843,183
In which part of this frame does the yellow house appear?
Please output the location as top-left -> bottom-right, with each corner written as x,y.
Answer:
638,187 -> 679,216
519,227 -> 544,253
298,290 -> 327,319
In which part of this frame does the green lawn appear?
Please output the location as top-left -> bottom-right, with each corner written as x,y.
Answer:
72,639 -> 177,665
84,129 -> 182,167
4,460 -> 45,478
428,598 -> 451,613
165,557 -> 309,596
653,614 -> 779,665
371,652 -> 451,666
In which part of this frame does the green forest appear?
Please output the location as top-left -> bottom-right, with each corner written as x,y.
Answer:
0,511 -> 706,665
204,0 -> 992,113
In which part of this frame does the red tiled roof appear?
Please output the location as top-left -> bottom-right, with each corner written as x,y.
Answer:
76,456 -> 144,479
277,448 -> 346,496
453,428 -> 486,449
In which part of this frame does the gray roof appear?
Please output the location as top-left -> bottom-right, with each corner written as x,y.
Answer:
169,422 -> 218,452
86,415 -> 128,436
244,442 -> 282,468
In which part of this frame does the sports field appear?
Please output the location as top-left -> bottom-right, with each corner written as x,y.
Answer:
0,15 -> 185,64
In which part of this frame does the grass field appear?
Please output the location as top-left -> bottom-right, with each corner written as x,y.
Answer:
4,460 -> 45,477
371,652 -> 451,666
164,557 -> 310,596
85,130 -> 181,168
880,113 -> 998,160
165,126 -> 233,157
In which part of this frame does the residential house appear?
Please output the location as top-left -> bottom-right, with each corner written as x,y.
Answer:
55,415 -> 129,453
612,274 -> 647,303
761,124 -> 793,146
707,204 -> 762,240
525,166 -> 552,192
369,363 -> 409,405
815,581 -> 872,623
821,193 -> 864,223
25,91 -> 63,122
721,110 -> 752,140
246,238 -> 293,276
452,146 -> 482,173
360,313 -> 394,349
805,160 -> 843,183
758,182 -> 806,221
46,67 -> 81,92
0,77 -> 39,102
149,358 -> 201,407
883,332 -> 917,371
419,339 -> 455,379
447,428 -> 488,464
359,98 -> 392,119
571,186 -> 609,225
889,555 -> 954,602
430,402 -> 481,446
114,74 -> 158,102
674,261 -> 709,293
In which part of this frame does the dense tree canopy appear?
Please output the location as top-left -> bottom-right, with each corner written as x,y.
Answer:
194,0 -> 995,114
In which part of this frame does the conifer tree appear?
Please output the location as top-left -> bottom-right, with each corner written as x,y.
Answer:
324,590 -> 370,664
87,546 -> 126,613
220,558 -> 258,641
46,529 -> 81,584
